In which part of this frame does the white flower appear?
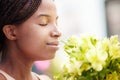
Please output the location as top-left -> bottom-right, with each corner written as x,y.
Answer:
64,58 -> 82,74
86,48 -> 108,71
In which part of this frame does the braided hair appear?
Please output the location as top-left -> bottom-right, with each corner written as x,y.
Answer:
0,0 -> 41,59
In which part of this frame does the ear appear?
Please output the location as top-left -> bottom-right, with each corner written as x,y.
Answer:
2,25 -> 17,40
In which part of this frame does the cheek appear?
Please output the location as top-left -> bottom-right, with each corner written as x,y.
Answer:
16,36 -> 46,60
16,29 -> 43,52
16,36 -> 56,60
15,24 -> 57,60
16,28 -> 55,60
20,32 -> 44,48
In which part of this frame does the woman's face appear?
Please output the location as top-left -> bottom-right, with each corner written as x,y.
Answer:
15,0 -> 61,60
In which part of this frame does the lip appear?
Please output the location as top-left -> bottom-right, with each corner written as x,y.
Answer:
46,41 -> 59,50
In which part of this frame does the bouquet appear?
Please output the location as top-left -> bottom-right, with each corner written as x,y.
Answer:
54,35 -> 120,80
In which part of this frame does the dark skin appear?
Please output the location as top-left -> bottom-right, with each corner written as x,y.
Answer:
0,0 -> 61,80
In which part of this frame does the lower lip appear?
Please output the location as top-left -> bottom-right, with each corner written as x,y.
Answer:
46,45 -> 59,50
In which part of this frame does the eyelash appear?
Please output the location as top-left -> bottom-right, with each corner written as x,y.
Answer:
39,20 -> 58,26
39,23 -> 48,26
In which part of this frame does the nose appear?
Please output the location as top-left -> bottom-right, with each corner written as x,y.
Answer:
50,27 -> 61,38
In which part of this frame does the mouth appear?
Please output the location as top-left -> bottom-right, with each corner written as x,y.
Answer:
46,41 -> 59,50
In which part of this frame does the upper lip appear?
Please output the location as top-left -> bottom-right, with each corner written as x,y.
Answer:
47,41 -> 59,46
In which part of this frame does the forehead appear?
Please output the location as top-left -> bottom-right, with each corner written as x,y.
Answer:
36,0 -> 57,15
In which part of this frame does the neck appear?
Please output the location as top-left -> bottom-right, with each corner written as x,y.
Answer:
0,51 -> 35,80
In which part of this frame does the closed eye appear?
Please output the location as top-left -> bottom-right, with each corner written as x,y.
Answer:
39,23 -> 48,26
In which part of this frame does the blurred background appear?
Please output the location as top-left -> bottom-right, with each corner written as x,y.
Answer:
32,0 -> 120,78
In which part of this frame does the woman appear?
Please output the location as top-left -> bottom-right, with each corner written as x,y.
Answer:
0,0 -> 61,80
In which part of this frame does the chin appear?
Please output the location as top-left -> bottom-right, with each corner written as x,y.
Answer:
46,54 -> 55,60
37,54 -> 55,60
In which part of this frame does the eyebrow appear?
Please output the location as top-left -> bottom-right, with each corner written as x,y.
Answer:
38,14 -> 58,20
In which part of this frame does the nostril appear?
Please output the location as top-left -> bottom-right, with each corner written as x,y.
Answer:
51,30 -> 61,37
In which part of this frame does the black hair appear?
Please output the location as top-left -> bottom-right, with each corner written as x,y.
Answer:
0,0 -> 41,60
